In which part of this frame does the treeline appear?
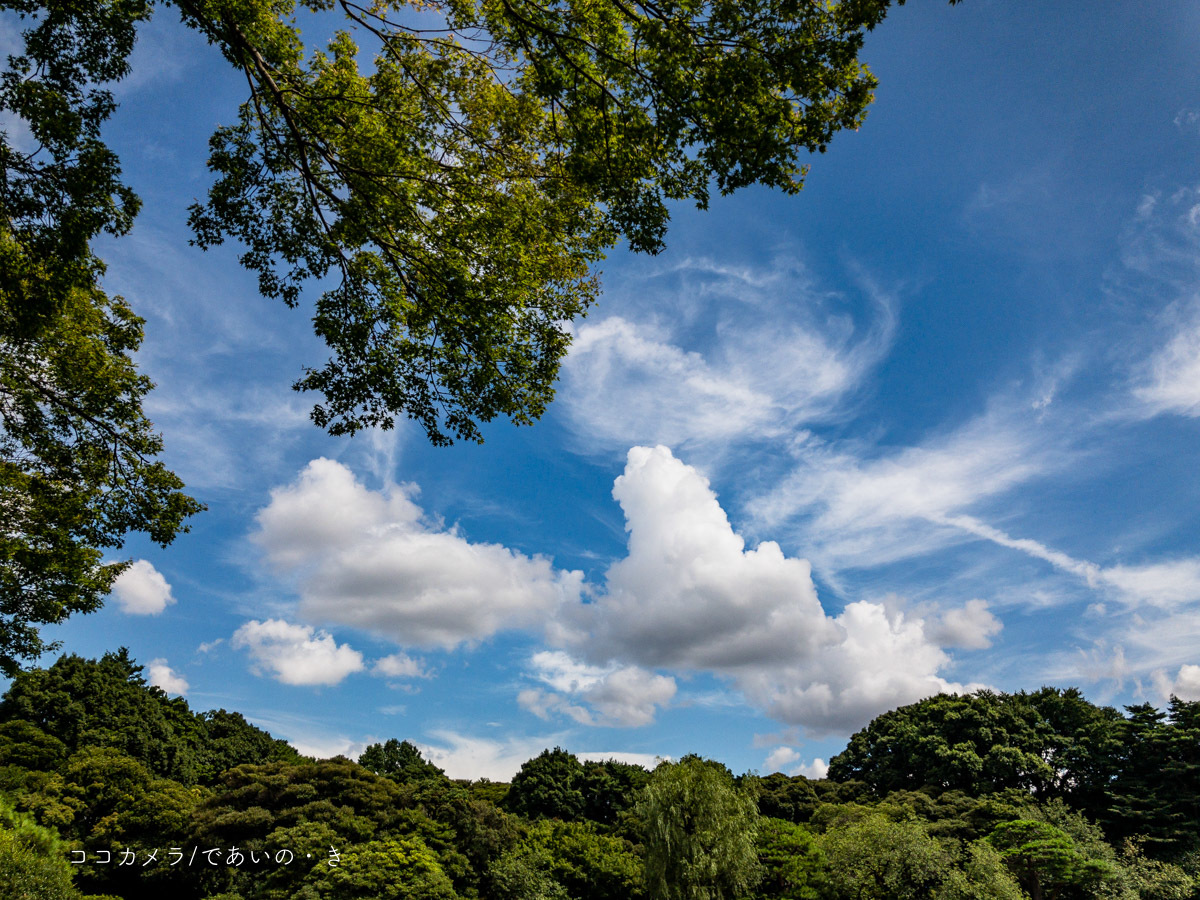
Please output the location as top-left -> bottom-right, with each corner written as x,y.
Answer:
1,651 -> 1198,899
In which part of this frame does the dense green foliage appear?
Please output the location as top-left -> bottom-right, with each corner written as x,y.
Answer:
1,654 -> 1199,899
826,688 -> 1200,857
0,0 -> 203,677
637,755 -> 761,900
174,0 -> 939,446
0,795 -> 82,899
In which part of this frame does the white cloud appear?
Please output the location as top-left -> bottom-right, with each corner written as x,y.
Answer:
763,746 -> 801,773
109,560 -> 175,615
747,408 -> 1200,617
567,445 -> 839,670
251,447 -> 979,733
1101,559 -> 1200,608
418,731 -> 569,781
289,734 -> 369,760
929,599 -> 1003,649
762,747 -> 828,778
1175,108 -> 1200,135
1134,302 -> 1200,418
1104,612 -> 1200,685
519,651 -> 676,727
232,619 -> 364,686
417,730 -> 665,781
234,710 -> 370,760
563,317 -> 775,448
518,689 -> 594,726
147,658 -> 188,694
577,751 -> 668,769
372,652 -> 430,679
247,442 -> 1200,734
253,459 -> 583,648
747,601 -> 970,733
798,758 -> 830,779
559,257 -> 894,451
1153,664 -> 1200,702
1078,642 -> 1130,685
750,411 -> 1052,570
554,446 -> 971,734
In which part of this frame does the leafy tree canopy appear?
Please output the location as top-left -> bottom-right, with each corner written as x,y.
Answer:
304,836 -> 461,900
0,650 -> 299,787
1106,698 -> 1200,854
0,649 -> 202,782
986,818 -> 1116,900
579,758 -> 650,827
0,0 -> 201,675
523,818 -> 644,900
359,738 -> 449,785
828,688 -> 1124,812
505,747 -> 587,821
175,0 -> 946,445
636,755 -> 761,900
817,811 -> 1023,900
751,817 -> 823,900
0,796 -> 82,900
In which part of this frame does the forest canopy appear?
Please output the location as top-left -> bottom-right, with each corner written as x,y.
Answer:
0,650 -> 1198,899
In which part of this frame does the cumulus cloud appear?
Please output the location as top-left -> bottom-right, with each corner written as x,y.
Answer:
554,446 -> 971,734
147,658 -> 188,694
797,758 -> 830,780
518,651 -> 676,727
763,746 -> 801,773
929,599 -> 1003,649
253,459 -> 583,648
566,445 -> 839,670
1153,664 -> 1200,702
252,440 -> 1200,732
762,747 -> 828,778
372,652 -> 430,679
232,619 -> 364,686
253,446 -> 971,733
109,560 -> 175,615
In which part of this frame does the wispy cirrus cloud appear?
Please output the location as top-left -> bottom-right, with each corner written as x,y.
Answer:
1132,300 -> 1200,419
560,255 -> 895,453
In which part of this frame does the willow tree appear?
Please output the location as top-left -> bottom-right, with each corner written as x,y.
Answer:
1,0 -> 955,665
636,755 -> 761,900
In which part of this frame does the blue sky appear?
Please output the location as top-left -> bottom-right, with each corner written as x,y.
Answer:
10,0 -> 1200,779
